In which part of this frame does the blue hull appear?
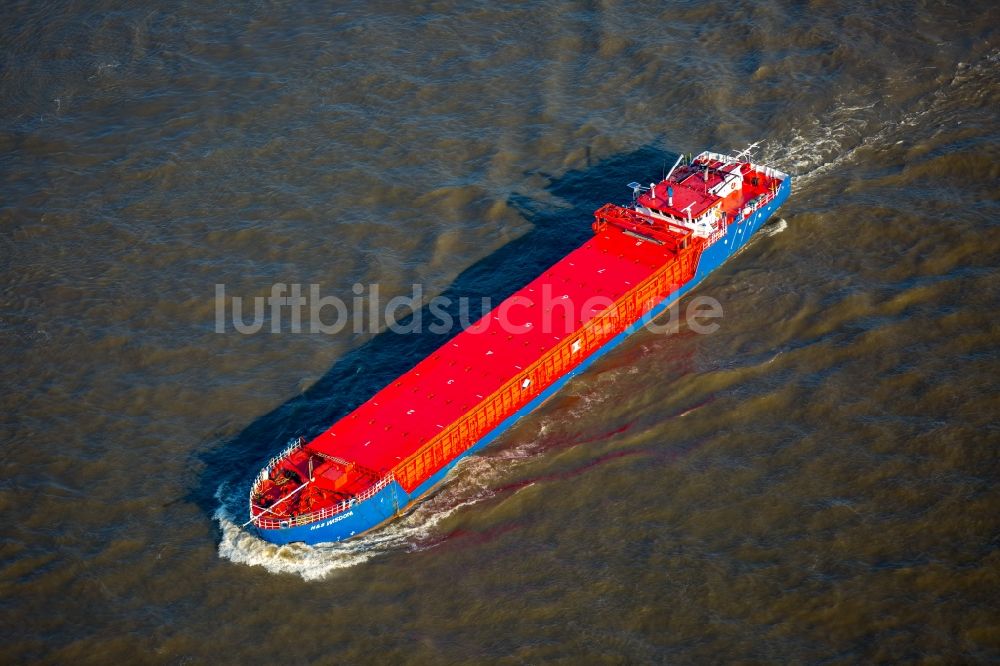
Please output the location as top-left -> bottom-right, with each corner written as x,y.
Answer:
256,176 -> 791,545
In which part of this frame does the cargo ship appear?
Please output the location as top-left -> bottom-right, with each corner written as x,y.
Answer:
247,148 -> 791,545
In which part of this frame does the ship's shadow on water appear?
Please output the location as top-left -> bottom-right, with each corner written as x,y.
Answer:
195,144 -> 679,528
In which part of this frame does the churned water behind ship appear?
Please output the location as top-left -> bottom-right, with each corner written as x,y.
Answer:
1,0 -> 998,662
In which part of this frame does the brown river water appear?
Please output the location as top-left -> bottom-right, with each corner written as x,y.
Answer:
2,1 -> 999,663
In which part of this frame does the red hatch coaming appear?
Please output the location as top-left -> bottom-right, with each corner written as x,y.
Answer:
306,228 -> 680,473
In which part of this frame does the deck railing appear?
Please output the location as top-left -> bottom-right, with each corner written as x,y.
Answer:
251,471 -> 396,531
250,437 -> 304,490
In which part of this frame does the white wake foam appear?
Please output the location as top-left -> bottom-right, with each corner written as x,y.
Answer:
764,50 -> 998,189
762,218 -> 788,237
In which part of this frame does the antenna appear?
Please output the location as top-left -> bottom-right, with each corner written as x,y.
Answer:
627,181 -> 646,202
663,154 -> 684,183
733,141 -> 762,162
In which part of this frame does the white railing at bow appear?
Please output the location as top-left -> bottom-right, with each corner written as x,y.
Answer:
251,472 -> 395,531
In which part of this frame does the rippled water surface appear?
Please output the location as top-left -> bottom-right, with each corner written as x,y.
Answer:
2,0 -> 999,662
